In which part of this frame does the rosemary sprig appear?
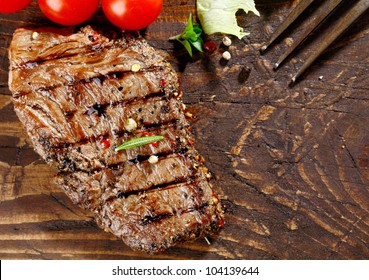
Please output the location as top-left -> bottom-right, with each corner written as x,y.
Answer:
115,135 -> 164,152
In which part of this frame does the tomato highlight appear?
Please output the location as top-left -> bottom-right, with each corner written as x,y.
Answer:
102,0 -> 163,30
38,0 -> 100,26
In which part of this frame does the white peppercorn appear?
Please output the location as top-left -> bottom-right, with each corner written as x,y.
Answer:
222,51 -> 231,60
222,36 -> 232,46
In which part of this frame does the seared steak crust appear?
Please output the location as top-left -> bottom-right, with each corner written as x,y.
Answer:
9,26 -> 223,253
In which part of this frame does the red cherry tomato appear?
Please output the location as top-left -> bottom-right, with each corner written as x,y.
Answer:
38,0 -> 100,25
0,0 -> 32,14
102,0 -> 163,30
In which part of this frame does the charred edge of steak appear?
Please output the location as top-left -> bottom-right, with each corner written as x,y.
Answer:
9,26 -> 151,69
64,168 -> 224,253
121,208 -> 223,253
9,26 -> 111,68
130,206 -> 224,253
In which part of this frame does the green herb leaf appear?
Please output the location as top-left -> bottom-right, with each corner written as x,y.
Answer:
190,38 -> 204,52
180,39 -> 193,56
115,135 -> 164,152
169,13 -> 204,56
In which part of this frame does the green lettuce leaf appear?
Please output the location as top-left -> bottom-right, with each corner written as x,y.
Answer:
197,0 -> 260,39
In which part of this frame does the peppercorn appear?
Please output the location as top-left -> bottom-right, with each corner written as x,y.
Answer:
222,36 -> 232,46
100,139 -> 110,149
203,41 -> 217,53
222,51 -> 231,60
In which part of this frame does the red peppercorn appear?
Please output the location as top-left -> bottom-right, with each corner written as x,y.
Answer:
141,131 -> 152,137
219,218 -> 225,227
203,41 -> 217,53
100,139 -> 110,149
93,31 -> 99,41
160,78 -> 166,87
142,131 -> 159,147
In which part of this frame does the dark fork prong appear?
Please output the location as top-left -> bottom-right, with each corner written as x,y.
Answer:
291,0 -> 369,83
274,0 -> 344,70
260,0 -> 315,53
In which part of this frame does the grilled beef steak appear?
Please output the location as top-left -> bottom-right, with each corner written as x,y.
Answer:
8,26 -> 224,253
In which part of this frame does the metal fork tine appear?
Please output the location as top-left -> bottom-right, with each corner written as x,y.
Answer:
274,0 -> 345,70
291,0 -> 369,83
260,0 -> 315,53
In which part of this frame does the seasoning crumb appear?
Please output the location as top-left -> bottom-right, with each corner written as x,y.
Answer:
124,118 -> 137,132
31,32 -> 39,40
222,36 -> 232,46
185,112 -> 193,118
204,236 -> 211,245
212,196 -> 219,205
319,75 -> 324,80
131,64 -> 141,72
286,219 -> 298,231
148,155 -> 159,164
222,51 -> 231,60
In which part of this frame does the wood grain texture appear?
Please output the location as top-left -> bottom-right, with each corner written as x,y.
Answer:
1,0 -> 369,259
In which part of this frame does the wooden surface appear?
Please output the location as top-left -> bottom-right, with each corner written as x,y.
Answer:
1,0 -> 369,259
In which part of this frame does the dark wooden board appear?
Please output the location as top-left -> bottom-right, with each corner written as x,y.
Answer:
1,0 -> 369,259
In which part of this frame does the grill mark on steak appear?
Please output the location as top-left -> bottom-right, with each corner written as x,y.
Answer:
12,63 -> 180,159
110,154 -> 193,193
9,26 -> 224,253
47,122 -> 191,171
59,153 -> 194,198
114,177 -> 189,199
56,149 -> 210,213
139,213 -> 173,226
61,167 -> 221,252
138,203 -> 211,227
14,95 -> 185,148
9,34 -> 170,95
114,179 -> 212,219
51,118 -> 184,149
82,90 -> 166,117
12,66 -> 178,106
98,203 -> 222,253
